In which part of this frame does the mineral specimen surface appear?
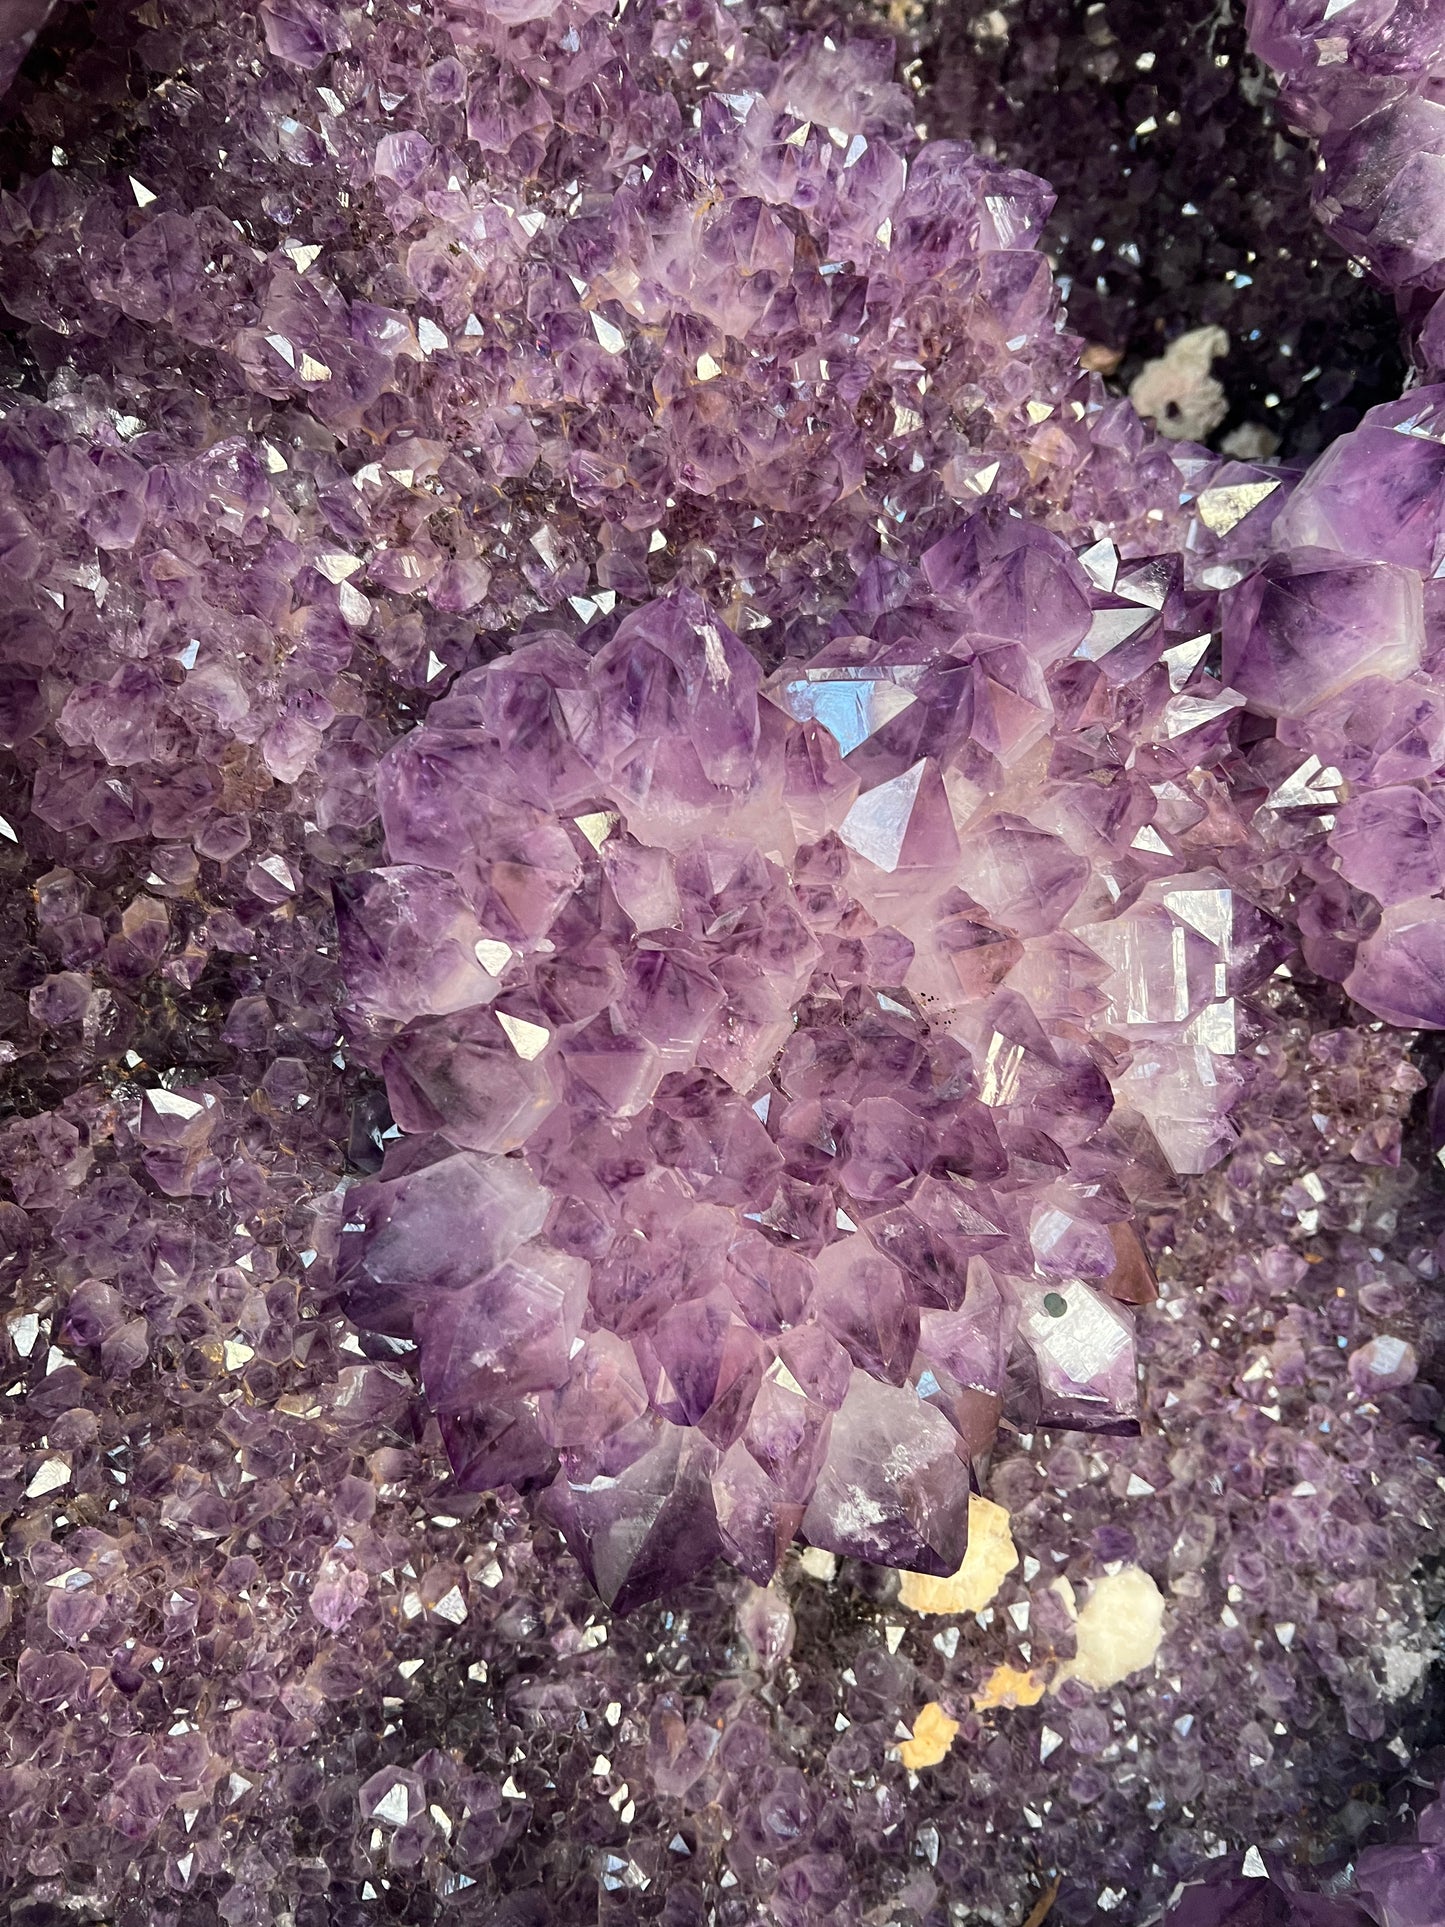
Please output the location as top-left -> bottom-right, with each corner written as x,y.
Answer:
0,0 -> 1444,1922
338,540 -> 1287,1602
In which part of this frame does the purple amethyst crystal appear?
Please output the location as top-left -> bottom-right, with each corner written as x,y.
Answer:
0,0 -> 55,97
1221,549 -> 1424,720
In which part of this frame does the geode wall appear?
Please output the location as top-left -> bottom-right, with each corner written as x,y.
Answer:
2,1 -> 1445,1925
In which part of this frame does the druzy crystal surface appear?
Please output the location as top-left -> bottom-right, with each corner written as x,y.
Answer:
339,537 -> 1283,1601
3,0 -> 1445,1922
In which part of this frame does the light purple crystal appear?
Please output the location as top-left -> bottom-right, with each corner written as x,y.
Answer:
339,533 -> 1319,1600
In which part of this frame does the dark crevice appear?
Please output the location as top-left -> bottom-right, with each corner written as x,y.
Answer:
919,0 -> 1407,461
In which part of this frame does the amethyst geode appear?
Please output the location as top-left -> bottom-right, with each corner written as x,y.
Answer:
4,0 -> 1445,1918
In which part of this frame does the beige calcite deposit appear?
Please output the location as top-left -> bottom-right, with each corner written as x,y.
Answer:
1052,1567 -> 1168,1691
1129,324 -> 1230,441
797,1547 -> 838,1583
899,1701 -> 961,1769
973,1663 -> 1047,1709
896,1495 -> 1018,1615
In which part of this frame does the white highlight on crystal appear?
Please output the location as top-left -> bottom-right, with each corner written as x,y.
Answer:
371,1782 -> 412,1827
839,760 -> 928,872
574,812 -> 617,851
146,1089 -> 205,1119
26,1456 -> 71,1499
591,312 -> 626,354
498,1013 -> 550,1060
474,939 -> 513,976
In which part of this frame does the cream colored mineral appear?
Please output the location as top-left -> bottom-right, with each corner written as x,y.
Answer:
897,1495 -> 1018,1615
973,1663 -> 1046,1710
1051,1566 -> 1167,1691
1129,324 -> 1229,442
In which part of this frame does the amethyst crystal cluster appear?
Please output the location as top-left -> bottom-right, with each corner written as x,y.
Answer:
1,0 -> 1445,1921
926,0 -> 1408,463
1233,0 -> 1445,1031
337,532 -> 1287,1601
0,0 -> 56,97
326,0 -> 1445,1620
1250,0 -> 1445,339
317,0 -> 1305,1606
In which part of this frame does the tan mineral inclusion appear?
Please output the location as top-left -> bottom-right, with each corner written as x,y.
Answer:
897,1495 -> 1018,1614
973,1663 -> 1047,1710
899,1701 -> 961,1769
